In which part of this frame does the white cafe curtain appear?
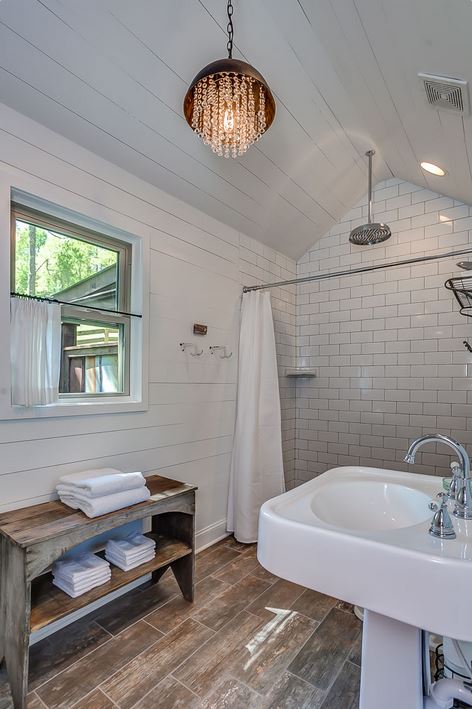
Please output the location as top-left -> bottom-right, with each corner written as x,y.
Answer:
10,298 -> 61,407
227,290 -> 285,543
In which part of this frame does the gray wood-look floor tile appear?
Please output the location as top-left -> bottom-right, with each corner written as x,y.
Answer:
196,547 -> 241,581
250,563 -> 279,584
29,620 -> 110,690
291,589 -> 337,622
174,611 -> 263,697
202,677 -> 260,708
101,618 -> 214,709
336,600 -> 355,614
349,631 -> 363,667
192,574 -> 272,631
288,608 -> 361,690
220,537 -> 256,554
27,695 -> 45,709
213,553 -> 260,584
72,688 -> 115,708
92,570 -> 179,635
0,685 -> 45,709
228,610 -> 318,694
135,675 -> 202,708
36,620 -> 161,709
246,578 -> 305,620
320,661 -> 360,709
145,575 -> 230,634
264,672 -> 325,709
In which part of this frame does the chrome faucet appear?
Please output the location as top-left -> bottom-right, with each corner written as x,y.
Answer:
404,434 -> 472,521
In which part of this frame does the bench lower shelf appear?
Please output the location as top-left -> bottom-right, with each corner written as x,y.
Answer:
30,535 -> 191,633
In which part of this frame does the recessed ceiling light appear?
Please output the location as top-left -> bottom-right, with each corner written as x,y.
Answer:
420,161 -> 447,176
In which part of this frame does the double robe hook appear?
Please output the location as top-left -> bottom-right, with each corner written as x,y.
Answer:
179,342 -> 203,356
179,343 -> 233,358
209,345 -> 233,359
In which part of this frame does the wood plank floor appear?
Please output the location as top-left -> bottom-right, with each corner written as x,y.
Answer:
0,537 -> 362,708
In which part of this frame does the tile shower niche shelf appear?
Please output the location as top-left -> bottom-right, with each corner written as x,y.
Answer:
284,367 -> 316,378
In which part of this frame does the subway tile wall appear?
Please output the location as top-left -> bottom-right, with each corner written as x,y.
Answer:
295,178 -> 472,485
239,234 -> 297,488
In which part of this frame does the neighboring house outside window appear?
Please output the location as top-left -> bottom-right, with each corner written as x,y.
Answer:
11,203 -> 132,399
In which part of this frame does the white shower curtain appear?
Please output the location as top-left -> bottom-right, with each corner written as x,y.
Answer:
10,298 -> 61,407
227,290 -> 285,543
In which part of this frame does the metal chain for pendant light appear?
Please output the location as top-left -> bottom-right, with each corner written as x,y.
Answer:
226,0 -> 234,59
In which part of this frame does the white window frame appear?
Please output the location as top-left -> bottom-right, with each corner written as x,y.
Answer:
0,185 -> 149,420
11,203 -> 132,399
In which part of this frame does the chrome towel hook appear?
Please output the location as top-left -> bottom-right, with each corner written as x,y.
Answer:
209,345 -> 233,359
180,342 -> 203,356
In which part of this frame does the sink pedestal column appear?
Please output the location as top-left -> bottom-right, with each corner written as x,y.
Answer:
360,610 -> 423,709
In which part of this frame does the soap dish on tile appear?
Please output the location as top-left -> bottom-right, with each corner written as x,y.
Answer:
284,368 -> 316,378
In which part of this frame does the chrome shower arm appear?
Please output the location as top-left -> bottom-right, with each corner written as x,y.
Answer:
366,149 -> 374,225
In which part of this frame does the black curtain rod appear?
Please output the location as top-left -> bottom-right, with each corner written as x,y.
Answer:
10,292 -> 142,319
242,246 -> 472,293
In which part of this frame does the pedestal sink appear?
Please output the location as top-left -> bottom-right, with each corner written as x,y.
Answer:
257,466 -> 472,709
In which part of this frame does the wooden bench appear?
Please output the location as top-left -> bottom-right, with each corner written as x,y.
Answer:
0,474 -> 197,709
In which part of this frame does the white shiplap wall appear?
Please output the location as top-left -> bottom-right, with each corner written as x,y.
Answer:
295,178 -> 472,485
0,103 -> 296,545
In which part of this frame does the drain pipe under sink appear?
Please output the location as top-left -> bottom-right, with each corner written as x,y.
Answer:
425,678 -> 472,708
423,630 -> 472,707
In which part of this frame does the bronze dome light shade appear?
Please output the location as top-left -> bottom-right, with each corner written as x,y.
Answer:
183,58 -> 276,128
183,1 -> 276,158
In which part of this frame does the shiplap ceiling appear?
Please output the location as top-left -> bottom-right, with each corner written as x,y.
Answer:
0,0 -> 471,258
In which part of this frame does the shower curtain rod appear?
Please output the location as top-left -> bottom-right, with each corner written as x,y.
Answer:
242,246 -> 472,293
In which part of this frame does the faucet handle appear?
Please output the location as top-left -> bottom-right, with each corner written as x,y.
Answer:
449,461 -> 463,501
429,493 -> 456,540
454,478 -> 472,520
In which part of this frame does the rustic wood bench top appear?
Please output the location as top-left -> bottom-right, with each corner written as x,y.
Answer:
0,474 -> 197,548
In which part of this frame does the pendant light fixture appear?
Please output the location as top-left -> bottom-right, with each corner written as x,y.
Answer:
183,0 -> 276,158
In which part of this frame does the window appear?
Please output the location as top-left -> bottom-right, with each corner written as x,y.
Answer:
11,204 -> 132,397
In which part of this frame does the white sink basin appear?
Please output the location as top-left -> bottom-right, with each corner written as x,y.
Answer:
311,479 -> 432,532
258,466 -> 472,641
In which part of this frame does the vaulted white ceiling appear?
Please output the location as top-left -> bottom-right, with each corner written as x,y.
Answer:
0,0 -> 470,258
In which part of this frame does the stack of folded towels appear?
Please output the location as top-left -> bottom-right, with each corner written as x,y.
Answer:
52,553 -> 111,598
56,467 -> 150,518
105,533 -> 156,571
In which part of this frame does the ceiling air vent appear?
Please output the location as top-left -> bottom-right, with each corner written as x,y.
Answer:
418,73 -> 470,115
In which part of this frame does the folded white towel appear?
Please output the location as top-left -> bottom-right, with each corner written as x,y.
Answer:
107,535 -> 155,555
105,549 -> 155,572
59,467 -> 121,483
59,486 -> 151,518
105,548 -> 154,565
53,574 -> 111,598
52,553 -> 111,597
52,553 -> 110,582
54,566 -> 110,585
57,471 -> 145,498
54,570 -> 111,593
109,533 -> 155,548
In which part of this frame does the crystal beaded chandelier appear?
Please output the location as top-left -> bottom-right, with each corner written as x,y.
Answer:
183,0 -> 276,158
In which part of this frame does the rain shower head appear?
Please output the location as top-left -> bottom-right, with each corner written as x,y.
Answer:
349,222 -> 392,246
349,150 -> 392,246
457,261 -> 472,270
